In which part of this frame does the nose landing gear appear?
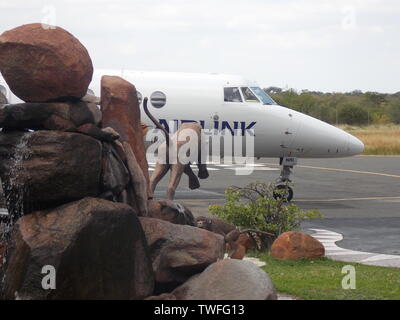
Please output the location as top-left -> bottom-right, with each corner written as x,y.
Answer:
273,157 -> 297,202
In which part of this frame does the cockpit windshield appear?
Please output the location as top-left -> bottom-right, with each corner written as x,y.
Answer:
250,87 -> 277,105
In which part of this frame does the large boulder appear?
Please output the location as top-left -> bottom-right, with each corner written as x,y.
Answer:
172,259 -> 277,300
139,217 -> 224,286
0,102 -> 117,142
1,197 -> 154,300
100,141 -> 130,202
0,23 -> 93,102
101,76 -> 149,188
0,101 -> 101,130
0,131 -> 102,214
148,199 -> 195,226
270,231 -> 325,260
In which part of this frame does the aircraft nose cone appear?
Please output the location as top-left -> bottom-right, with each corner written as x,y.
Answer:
347,135 -> 365,156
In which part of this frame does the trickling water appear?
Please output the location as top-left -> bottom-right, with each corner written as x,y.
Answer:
1,132 -> 32,243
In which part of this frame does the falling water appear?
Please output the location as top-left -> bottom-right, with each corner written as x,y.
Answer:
1,132 -> 32,244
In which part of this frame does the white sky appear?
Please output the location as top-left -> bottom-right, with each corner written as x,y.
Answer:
0,0 -> 399,93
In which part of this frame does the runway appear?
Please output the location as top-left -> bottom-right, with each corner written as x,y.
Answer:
153,155 -> 400,256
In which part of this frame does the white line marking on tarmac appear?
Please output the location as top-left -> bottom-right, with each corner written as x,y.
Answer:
147,163 -> 279,173
309,228 -> 400,268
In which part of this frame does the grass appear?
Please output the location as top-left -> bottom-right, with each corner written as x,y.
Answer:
252,252 -> 400,300
340,124 -> 400,155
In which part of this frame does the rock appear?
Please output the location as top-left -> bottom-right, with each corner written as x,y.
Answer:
148,199 -> 195,226
0,131 -> 102,215
100,142 -> 130,202
0,23 -> 93,102
101,76 -> 149,188
172,259 -> 277,300
139,217 -> 224,286
123,142 -> 148,216
1,197 -> 154,300
195,216 -> 236,236
270,231 -> 325,260
81,93 -> 101,106
0,102 -> 114,142
228,233 -> 256,260
0,91 -> 7,104
145,293 -> 176,300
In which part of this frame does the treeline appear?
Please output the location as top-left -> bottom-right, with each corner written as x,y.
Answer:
264,87 -> 400,126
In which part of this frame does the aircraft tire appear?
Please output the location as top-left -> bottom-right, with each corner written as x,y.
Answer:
273,184 -> 293,202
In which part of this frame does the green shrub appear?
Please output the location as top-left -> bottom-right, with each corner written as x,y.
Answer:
209,182 -> 322,249
338,103 -> 369,125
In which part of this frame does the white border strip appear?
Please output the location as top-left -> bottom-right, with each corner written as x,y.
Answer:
310,228 -> 400,268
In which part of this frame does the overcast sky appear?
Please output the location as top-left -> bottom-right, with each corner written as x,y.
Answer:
0,0 -> 399,93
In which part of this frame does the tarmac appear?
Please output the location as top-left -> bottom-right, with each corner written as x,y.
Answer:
1,155 -> 399,267
152,155 -> 400,267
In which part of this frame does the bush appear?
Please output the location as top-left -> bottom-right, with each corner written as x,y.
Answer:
209,182 -> 322,249
388,103 -> 400,124
338,104 -> 369,125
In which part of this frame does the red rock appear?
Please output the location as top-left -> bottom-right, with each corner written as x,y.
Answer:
139,217 -> 224,285
1,197 -> 154,300
0,23 -> 93,102
0,131 -> 102,214
101,76 -> 149,189
270,231 -> 325,260
228,233 -> 256,260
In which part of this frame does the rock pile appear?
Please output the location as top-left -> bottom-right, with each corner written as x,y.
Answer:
0,23 -> 158,299
0,23 -> 275,300
0,24 -> 147,218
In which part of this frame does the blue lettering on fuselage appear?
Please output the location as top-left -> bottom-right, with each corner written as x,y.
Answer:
157,119 -> 256,136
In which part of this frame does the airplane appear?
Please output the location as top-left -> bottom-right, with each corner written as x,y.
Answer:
0,70 -> 365,201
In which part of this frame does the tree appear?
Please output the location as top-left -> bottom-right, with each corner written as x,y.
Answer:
264,86 -> 282,95
388,102 -> 400,124
364,92 -> 387,108
338,104 -> 369,125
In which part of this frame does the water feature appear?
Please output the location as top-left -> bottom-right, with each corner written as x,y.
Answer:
1,131 -> 32,242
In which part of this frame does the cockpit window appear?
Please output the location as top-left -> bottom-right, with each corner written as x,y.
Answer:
224,87 -> 242,102
250,87 -> 277,105
241,87 -> 259,102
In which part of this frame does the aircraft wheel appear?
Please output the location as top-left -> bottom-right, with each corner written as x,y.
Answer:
273,185 -> 294,202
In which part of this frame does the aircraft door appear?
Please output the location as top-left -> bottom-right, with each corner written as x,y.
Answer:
280,110 -> 301,154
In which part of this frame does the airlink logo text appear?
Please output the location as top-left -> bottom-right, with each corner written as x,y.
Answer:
158,119 -> 256,136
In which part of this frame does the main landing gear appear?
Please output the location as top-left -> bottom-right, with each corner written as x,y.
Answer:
273,157 -> 297,202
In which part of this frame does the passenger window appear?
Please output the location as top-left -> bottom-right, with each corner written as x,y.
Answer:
151,91 -> 166,108
224,87 -> 242,102
241,87 -> 259,102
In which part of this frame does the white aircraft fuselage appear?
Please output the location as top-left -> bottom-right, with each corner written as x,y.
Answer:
91,70 -> 365,159
1,70 -> 365,160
